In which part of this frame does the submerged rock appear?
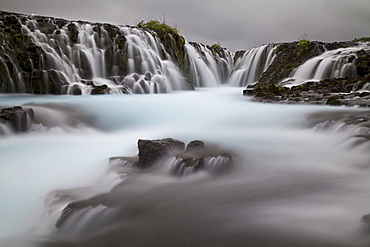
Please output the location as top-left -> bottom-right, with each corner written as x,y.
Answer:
0,106 -> 34,133
137,138 -> 185,168
361,214 -> 370,224
109,138 -> 233,177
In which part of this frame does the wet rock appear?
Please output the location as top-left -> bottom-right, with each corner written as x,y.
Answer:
137,138 -> 185,168
67,23 -> 79,43
0,106 -> 34,132
326,95 -> 342,105
108,138 -> 233,176
361,214 -> 370,224
91,84 -> 109,95
173,140 -> 233,176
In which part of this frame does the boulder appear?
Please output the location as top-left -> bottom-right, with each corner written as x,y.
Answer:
137,138 -> 185,168
361,214 -> 370,224
0,106 -> 34,132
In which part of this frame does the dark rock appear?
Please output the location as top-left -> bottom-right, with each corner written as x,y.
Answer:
0,106 -> 34,132
67,23 -> 79,43
137,138 -> 185,168
326,95 -> 342,105
109,138 -> 233,176
185,140 -> 207,153
361,214 -> 370,224
91,84 -> 109,95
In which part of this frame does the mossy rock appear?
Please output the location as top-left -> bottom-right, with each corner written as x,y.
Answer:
326,95 -> 342,105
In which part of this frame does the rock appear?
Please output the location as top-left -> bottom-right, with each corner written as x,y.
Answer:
67,23 -> 79,43
91,84 -> 109,95
185,140 -> 207,153
0,106 -> 34,132
173,140 -> 233,176
109,138 -> 233,176
361,214 -> 370,224
137,138 -> 185,168
326,95 -> 342,105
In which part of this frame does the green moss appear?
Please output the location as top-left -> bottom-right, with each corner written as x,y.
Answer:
210,43 -> 221,49
353,37 -> 370,42
275,45 -> 283,54
137,20 -> 180,38
296,39 -> 311,56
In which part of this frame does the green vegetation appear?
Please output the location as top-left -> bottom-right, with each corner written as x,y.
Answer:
353,37 -> 370,42
275,45 -> 283,54
296,38 -> 311,56
210,43 -> 221,49
137,20 -> 180,38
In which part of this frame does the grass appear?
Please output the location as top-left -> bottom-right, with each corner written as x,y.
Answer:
137,20 -> 180,37
296,38 -> 311,56
353,37 -> 370,42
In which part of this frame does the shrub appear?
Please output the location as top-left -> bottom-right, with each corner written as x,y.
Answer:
137,20 -> 180,37
296,39 -> 311,56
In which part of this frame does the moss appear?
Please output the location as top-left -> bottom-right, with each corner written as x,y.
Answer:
137,20 -> 181,41
210,43 -> 221,49
353,37 -> 370,42
296,39 -> 311,56
275,45 -> 283,54
252,82 -> 290,100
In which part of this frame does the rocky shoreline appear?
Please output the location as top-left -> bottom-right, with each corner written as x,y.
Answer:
243,40 -> 370,107
244,74 -> 370,107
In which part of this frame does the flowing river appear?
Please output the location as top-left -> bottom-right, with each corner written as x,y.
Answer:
1,87 -> 370,246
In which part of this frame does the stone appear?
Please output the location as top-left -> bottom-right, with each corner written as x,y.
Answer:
137,138 -> 185,168
0,106 -> 34,132
361,214 -> 370,224
91,84 -> 109,95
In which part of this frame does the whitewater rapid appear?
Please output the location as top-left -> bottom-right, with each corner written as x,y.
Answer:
1,87 -> 370,246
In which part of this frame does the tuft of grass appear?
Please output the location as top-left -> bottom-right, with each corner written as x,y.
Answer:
353,37 -> 370,42
296,38 -> 311,56
137,20 -> 180,37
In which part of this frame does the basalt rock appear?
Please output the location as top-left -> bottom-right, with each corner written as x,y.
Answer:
247,74 -> 370,106
109,138 -> 233,176
137,138 -> 185,168
0,106 -> 34,132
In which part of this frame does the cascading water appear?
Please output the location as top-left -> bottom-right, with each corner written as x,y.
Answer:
230,44 -> 276,86
184,43 -> 234,86
1,12 -> 278,93
15,18 -> 191,94
281,44 -> 369,86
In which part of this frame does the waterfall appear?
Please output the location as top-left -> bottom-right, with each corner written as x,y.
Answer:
280,44 -> 369,86
184,43 -> 234,86
0,13 -> 283,94
2,12 -> 369,96
12,17 -> 190,95
230,44 -> 276,86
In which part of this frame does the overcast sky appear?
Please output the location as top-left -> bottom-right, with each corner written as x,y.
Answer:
2,0 -> 370,51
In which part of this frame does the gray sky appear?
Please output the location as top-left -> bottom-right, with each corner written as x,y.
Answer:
2,0 -> 370,51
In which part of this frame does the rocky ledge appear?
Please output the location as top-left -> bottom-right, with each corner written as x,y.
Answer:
109,138 -> 233,176
245,74 -> 370,107
0,106 -> 34,133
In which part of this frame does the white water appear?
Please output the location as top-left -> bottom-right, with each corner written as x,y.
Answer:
281,44 -> 370,87
231,45 -> 276,86
20,21 -> 190,94
1,87 -> 370,246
